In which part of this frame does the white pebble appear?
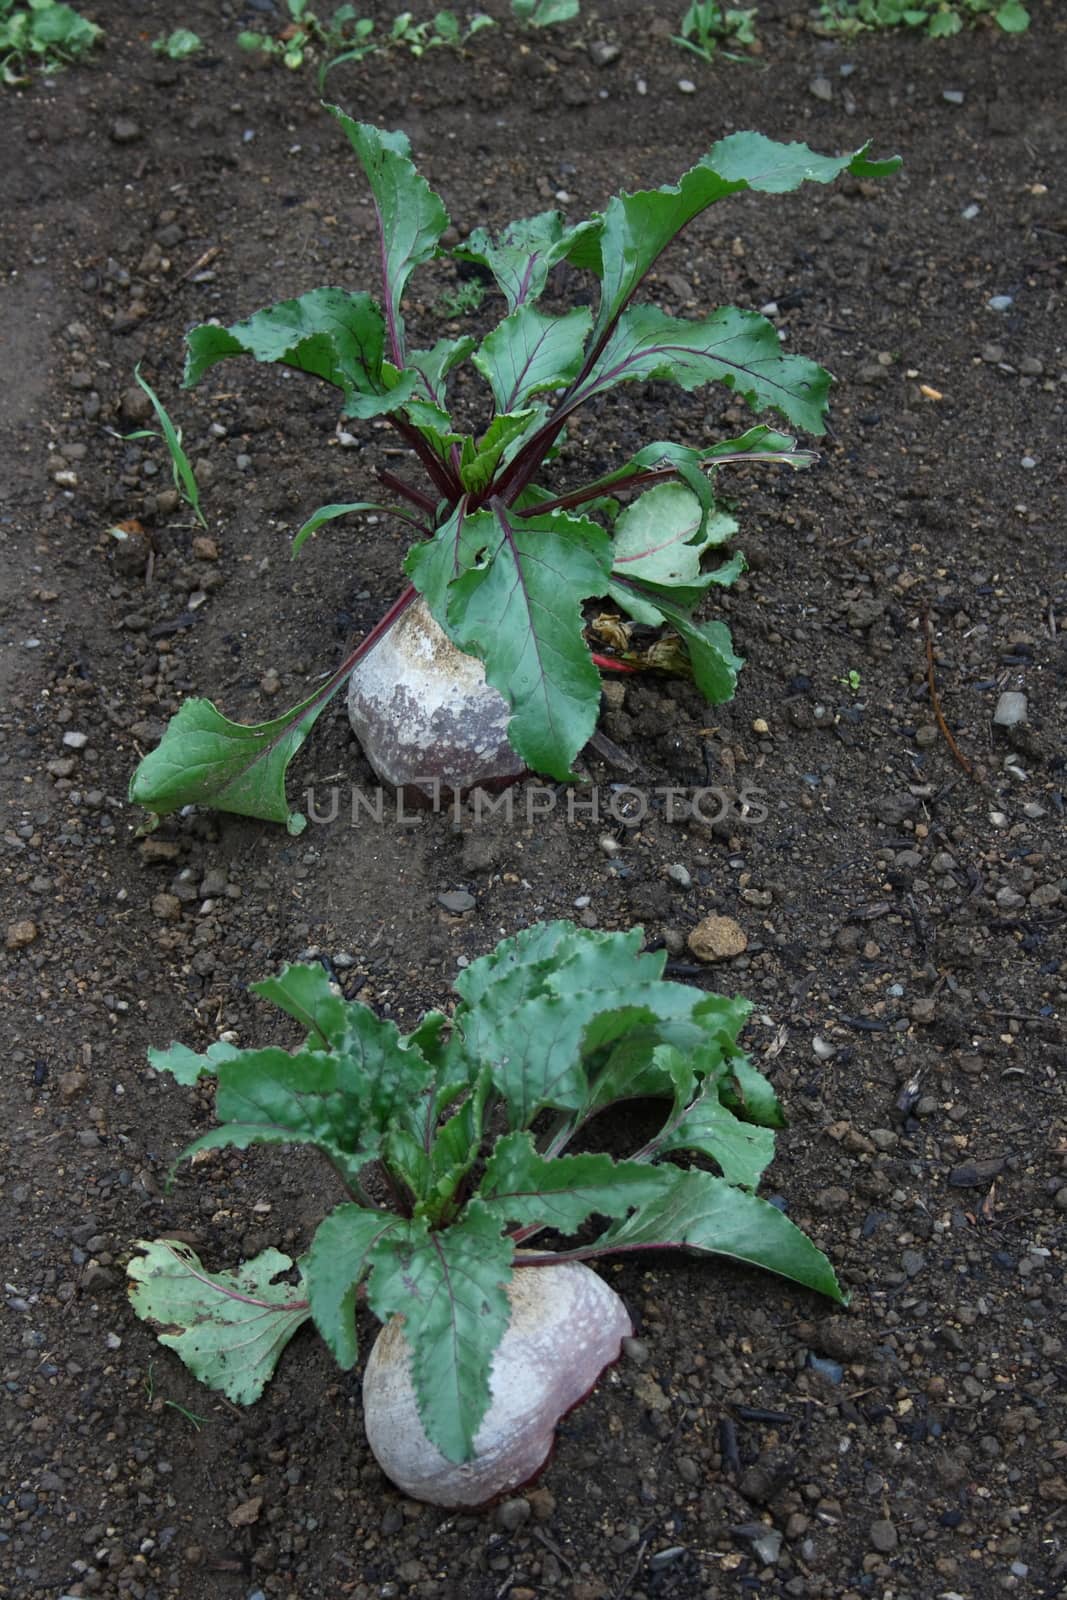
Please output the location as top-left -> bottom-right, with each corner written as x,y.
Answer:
62,731 -> 88,750
677,79 -> 696,94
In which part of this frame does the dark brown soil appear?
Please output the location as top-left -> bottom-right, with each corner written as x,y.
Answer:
2,3 -> 1065,1598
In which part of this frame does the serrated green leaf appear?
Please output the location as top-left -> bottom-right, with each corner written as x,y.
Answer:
454,208 -> 598,309
334,1005 -> 436,1131
473,305 -> 592,412
437,505 -> 613,779
591,134 -> 900,342
326,108 -> 449,365
575,991 -> 751,1125
304,1204 -> 406,1369
584,1167 -> 846,1301
721,1054 -> 786,1129
147,1039 -> 241,1086
184,288 -> 417,420
654,1077 -> 776,1189
453,917 -> 588,1009
454,971 -> 591,1127
479,1131 -> 669,1233
176,1047 -> 372,1184
428,1063 -> 493,1187
455,924 -> 696,1129
611,483 -> 737,595
365,1204 -> 514,1463
577,305 -> 832,435
127,679 -> 347,834
251,962 -> 347,1049
128,1240 -> 311,1404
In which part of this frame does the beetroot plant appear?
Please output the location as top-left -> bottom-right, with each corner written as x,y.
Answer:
129,110 -> 898,832
129,921 -> 843,1504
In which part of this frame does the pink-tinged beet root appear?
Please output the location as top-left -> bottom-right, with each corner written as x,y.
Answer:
362,1260 -> 632,1508
347,596 -> 526,798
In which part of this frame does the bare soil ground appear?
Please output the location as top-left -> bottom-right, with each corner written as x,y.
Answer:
1,3 -> 1065,1598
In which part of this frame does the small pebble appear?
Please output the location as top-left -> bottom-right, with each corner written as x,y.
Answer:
809,76 -> 832,101
665,863 -> 691,889
993,691 -> 1027,727
110,118 -> 142,144
808,1355 -> 843,1384
496,1497 -> 531,1532
942,89 -> 964,105
438,889 -> 475,915
677,78 -> 696,94
987,294 -> 1013,311
62,731 -> 88,750
869,1519 -> 898,1553
6,920 -> 38,949
688,915 -> 747,963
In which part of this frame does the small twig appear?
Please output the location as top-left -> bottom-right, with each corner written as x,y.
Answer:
178,245 -> 222,283
531,1526 -> 574,1575
922,606 -> 981,785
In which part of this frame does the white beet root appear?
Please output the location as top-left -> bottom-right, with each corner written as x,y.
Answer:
362,1260 -> 632,1508
347,596 -> 526,797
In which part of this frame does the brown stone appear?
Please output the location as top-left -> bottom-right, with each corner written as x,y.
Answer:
6,920 -> 38,949
687,915 -> 747,962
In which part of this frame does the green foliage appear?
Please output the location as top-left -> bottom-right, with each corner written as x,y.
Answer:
126,368 -> 207,530
130,922 -> 845,1463
512,0 -> 580,23
238,4 -> 492,89
128,115 -> 898,828
0,0 -> 101,82
672,2 -> 759,62
152,28 -> 202,60
128,1242 -> 311,1405
816,0 -> 1028,35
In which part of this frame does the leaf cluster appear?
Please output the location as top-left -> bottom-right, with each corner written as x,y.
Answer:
128,114 -> 897,831
816,0 -> 1028,35
672,2 -> 760,63
238,3 -> 493,88
0,0 -> 101,83
131,922 -> 844,1464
